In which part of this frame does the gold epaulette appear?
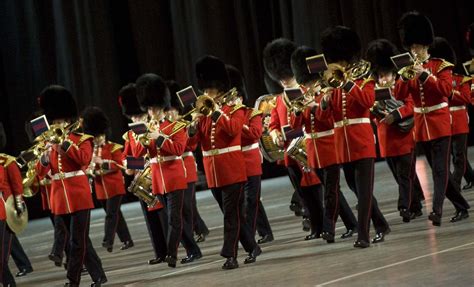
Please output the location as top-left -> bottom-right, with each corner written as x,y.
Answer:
359,76 -> 375,89
171,121 -> 187,133
250,109 -> 263,119
110,142 -> 124,153
76,133 -> 94,145
437,59 -> 455,73
461,76 -> 473,85
122,131 -> 130,142
230,104 -> 246,114
0,153 -> 16,167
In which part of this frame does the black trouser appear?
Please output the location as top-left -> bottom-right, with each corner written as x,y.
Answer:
318,165 -> 358,235
410,174 -> 424,213
386,152 -> 415,211
211,183 -> 257,258
139,201 -> 167,259
10,234 -> 32,272
192,184 -> 209,236
52,215 -> 69,263
419,136 -> 470,214
101,195 -> 132,246
245,175 -> 272,238
61,209 -> 104,285
160,190 -> 187,259
451,133 -> 468,188
181,184 -> 202,256
0,220 -> 14,286
256,199 -> 273,237
287,165 -> 310,218
464,161 -> 474,184
343,158 -> 387,242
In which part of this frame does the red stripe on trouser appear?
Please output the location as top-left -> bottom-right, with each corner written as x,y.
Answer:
110,196 -> 122,244
252,178 -> 260,234
232,187 -> 243,258
332,172 -> 339,232
175,191 -> 185,254
366,160 -> 374,239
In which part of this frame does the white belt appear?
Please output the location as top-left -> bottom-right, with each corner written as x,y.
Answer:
242,143 -> 259,152
202,145 -> 241,157
182,151 -> 194,158
305,129 -> 334,139
52,170 -> 85,180
414,102 -> 448,113
150,155 -> 182,163
334,118 -> 370,128
449,106 -> 466,112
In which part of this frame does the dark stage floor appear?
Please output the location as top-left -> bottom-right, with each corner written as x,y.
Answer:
12,153 -> 474,287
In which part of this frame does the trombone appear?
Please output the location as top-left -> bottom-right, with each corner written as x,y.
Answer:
323,59 -> 371,88
397,53 -> 422,81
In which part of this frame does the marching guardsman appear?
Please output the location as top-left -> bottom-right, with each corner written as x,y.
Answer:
81,107 -> 134,252
0,123 -> 27,286
462,23 -> 474,190
226,65 -> 274,244
429,37 -> 471,198
119,83 -> 169,265
319,26 -> 390,247
135,73 -> 201,268
35,85 -> 106,287
289,46 -> 358,241
396,12 -> 470,225
165,80 -> 205,262
189,55 -> 261,269
366,39 -> 424,222
263,38 -> 322,238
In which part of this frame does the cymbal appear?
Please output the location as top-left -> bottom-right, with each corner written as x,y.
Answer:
5,196 -> 28,234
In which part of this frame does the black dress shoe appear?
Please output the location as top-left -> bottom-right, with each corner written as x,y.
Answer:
181,253 -> 202,264
48,253 -> 63,267
195,230 -> 209,243
321,232 -> 335,243
166,256 -> 177,268
222,257 -> 239,270
353,240 -> 370,248
148,257 -> 166,265
302,218 -> 311,232
304,233 -> 319,241
64,282 -> 79,287
400,209 -> 411,223
244,246 -> 262,264
90,276 -> 108,287
428,212 -> 441,226
340,229 -> 356,239
16,268 -> 33,277
81,267 -> 88,275
257,234 -> 274,244
410,210 -> 423,219
102,242 -> 113,253
450,210 -> 469,222
462,181 -> 473,190
120,240 -> 134,250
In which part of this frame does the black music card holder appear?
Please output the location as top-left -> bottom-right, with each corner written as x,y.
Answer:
284,88 -> 303,102
176,86 -> 198,109
390,52 -> 414,70
306,54 -> 328,74
375,87 -> 392,101
128,122 -> 148,135
281,125 -> 304,142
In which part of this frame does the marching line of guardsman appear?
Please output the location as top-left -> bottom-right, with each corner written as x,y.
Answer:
1,10 -> 474,287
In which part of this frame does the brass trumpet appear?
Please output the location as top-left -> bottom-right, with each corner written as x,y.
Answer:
397,54 -> 421,81
323,60 -> 371,88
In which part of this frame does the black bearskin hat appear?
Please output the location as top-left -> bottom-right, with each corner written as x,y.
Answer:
365,39 -> 399,75
195,55 -> 230,92
118,83 -> 143,117
225,65 -> 247,101
264,73 -> 283,95
38,85 -> 78,122
429,37 -> 456,64
398,11 -> 434,49
263,38 -> 297,82
135,73 -> 170,111
0,122 -> 6,151
81,106 -> 110,136
166,80 -> 182,112
291,46 -> 320,85
321,26 -> 361,63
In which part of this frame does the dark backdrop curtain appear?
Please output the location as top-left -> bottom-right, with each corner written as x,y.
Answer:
0,0 -> 472,217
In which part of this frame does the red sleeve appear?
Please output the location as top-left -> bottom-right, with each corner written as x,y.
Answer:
242,113 -> 263,141
62,138 -> 93,167
450,78 -> 471,105
289,111 -> 304,130
36,158 -> 51,178
268,97 -> 282,132
6,163 -> 23,196
422,67 -> 453,99
394,79 -> 412,101
186,137 -> 198,151
350,80 -> 375,109
149,127 -> 187,156
110,148 -> 124,171
394,84 -> 414,119
217,108 -> 245,137
122,139 -> 131,160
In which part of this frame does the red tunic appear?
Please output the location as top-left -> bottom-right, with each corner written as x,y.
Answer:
290,95 -> 338,169
0,155 -> 23,220
374,83 -> 416,158
396,58 -> 453,142
36,133 -> 95,215
449,74 -> 471,135
318,78 -> 377,163
146,120 -> 187,195
241,108 -> 263,177
92,142 -> 126,200
269,95 -> 297,167
189,104 -> 247,188
39,178 -> 52,211
183,139 -> 198,183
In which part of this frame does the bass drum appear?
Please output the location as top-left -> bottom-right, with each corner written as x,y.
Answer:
255,94 -> 284,162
